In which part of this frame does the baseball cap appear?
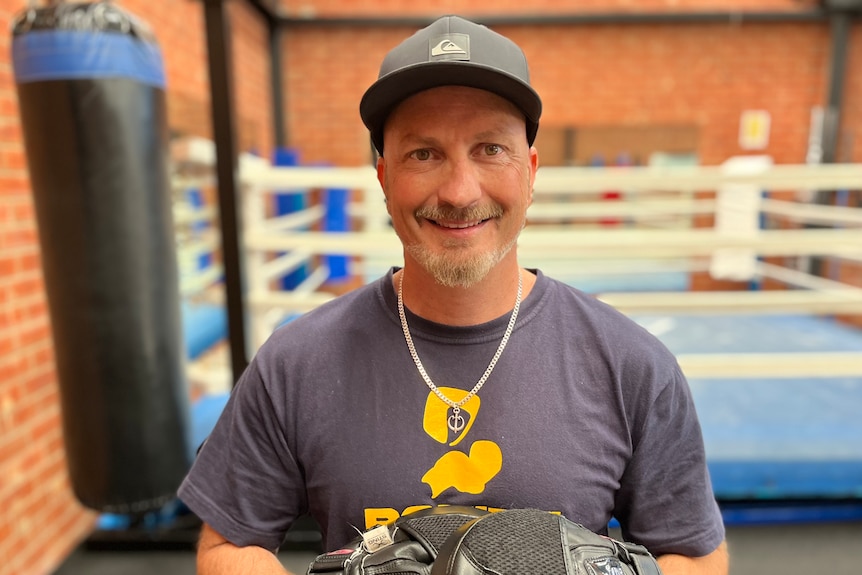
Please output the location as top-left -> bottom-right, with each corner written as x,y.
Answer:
359,15 -> 542,155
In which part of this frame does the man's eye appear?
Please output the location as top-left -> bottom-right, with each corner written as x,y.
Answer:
484,144 -> 502,156
411,149 -> 432,161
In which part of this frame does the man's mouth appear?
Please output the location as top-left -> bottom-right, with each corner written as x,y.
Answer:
431,218 -> 489,229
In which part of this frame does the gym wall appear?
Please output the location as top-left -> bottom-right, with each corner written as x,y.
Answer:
0,1 -> 271,573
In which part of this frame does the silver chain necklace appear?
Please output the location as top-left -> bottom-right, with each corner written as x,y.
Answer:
397,270 -> 523,434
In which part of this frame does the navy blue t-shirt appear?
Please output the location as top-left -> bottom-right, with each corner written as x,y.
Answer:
178,268 -> 724,556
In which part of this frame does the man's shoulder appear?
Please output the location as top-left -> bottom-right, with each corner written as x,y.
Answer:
539,271 -> 677,357
539,272 -> 636,323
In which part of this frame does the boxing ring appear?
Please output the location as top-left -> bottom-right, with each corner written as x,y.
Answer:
175,150 -> 862,524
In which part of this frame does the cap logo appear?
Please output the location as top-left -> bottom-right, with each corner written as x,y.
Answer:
429,33 -> 470,61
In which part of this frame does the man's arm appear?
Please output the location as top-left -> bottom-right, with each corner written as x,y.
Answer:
657,541 -> 728,575
196,522 -> 293,575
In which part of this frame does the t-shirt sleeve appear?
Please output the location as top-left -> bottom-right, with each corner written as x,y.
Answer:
177,358 -> 307,551
614,362 -> 725,557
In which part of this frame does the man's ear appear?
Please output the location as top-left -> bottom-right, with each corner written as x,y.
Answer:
376,156 -> 391,214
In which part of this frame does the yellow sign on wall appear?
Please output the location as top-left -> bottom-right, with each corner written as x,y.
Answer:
739,110 -> 771,150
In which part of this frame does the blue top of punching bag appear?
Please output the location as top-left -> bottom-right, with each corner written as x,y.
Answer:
13,31 -> 166,89
11,3 -> 165,89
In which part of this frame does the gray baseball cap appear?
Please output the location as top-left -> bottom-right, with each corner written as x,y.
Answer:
359,15 -> 542,155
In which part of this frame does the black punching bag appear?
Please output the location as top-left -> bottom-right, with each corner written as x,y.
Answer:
12,2 -> 191,514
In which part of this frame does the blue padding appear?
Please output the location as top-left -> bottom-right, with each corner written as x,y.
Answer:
181,301 -> 227,360
720,502 -> 862,525
323,188 -> 350,281
190,392 -> 230,455
709,460 -> 862,500
12,30 -> 165,88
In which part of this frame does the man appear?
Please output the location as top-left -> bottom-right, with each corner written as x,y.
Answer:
178,15 -> 728,575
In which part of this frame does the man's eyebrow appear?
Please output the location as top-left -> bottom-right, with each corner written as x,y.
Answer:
473,129 -> 512,141
396,129 -> 514,148
395,134 -> 439,148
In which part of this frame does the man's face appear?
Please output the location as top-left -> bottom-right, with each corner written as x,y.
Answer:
377,86 -> 538,288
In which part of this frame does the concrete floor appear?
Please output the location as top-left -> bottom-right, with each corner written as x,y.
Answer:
52,520 -> 862,575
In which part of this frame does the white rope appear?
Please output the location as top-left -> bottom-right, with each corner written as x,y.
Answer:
237,164 -> 862,198
531,163 -> 862,193
247,289 -> 335,313
597,290 -> 862,315
260,205 -> 325,232
257,250 -> 313,283
243,227 -> 862,259
232,162 -> 862,354
754,261 -> 862,293
677,352 -> 862,378
241,165 -> 379,192
760,198 -> 862,227
526,198 -> 715,221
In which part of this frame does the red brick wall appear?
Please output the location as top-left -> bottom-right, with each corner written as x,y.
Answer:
844,22 -> 862,163
0,0 -> 272,573
279,0 -> 816,17
229,1 -> 275,156
275,1 -> 861,167
283,18 -> 838,166
0,1 -> 95,572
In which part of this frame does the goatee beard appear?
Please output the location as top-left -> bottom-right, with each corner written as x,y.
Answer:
404,204 -> 523,288
407,230 -> 520,289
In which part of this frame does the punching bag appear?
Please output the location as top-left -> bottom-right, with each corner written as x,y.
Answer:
12,2 -> 191,514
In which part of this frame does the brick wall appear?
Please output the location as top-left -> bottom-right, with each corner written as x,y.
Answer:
0,1 -> 859,574
0,0 -> 271,573
0,1 -> 95,573
278,0 -> 818,17
844,20 -> 862,163
283,18 -> 841,165
274,1 -> 861,166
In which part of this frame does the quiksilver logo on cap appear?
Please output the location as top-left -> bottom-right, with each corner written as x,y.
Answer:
432,39 -> 466,56
429,33 -> 470,61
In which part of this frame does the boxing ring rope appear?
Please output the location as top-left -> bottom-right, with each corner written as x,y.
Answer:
532,163 -> 862,192
240,162 -> 862,192
242,227 -> 861,259
174,193 -> 223,297
676,351 -> 862,379
236,160 -> 861,380
173,157 -> 862,383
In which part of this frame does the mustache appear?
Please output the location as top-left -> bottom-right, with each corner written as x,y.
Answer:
415,204 -> 503,222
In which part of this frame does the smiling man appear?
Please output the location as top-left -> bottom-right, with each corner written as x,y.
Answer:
179,15 -> 728,575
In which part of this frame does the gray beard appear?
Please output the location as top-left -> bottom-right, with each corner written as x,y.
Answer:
406,233 -> 519,288
404,204 -> 524,288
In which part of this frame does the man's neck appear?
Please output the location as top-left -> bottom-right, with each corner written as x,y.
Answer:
395,259 -> 534,326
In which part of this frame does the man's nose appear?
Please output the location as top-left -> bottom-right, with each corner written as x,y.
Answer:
436,158 -> 483,208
